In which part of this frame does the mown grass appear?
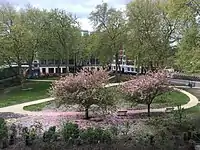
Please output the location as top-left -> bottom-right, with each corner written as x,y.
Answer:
0,81 -> 51,107
23,89 -> 189,112
23,101 -> 52,111
153,91 -> 190,106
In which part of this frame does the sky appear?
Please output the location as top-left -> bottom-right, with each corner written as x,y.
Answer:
0,0 -> 131,31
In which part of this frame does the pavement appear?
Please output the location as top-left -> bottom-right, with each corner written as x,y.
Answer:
0,82 -> 198,117
170,78 -> 200,87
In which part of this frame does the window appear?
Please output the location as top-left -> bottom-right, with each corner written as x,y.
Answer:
127,67 -> 130,71
42,68 -> 46,73
41,60 -> 46,65
56,68 -> 61,73
131,68 -> 134,71
49,68 -> 54,73
62,68 -> 66,73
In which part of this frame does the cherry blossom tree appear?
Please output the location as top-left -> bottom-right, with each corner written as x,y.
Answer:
51,69 -> 115,119
121,71 -> 170,117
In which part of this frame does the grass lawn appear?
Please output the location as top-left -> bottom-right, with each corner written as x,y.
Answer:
0,81 -> 51,108
153,91 -> 190,106
23,101 -> 52,111
24,90 -> 189,112
184,104 -> 200,114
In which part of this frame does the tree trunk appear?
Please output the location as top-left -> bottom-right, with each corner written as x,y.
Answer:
28,62 -> 32,78
119,57 -> 122,76
66,59 -> 69,76
141,64 -> 144,74
74,52 -> 77,76
85,107 -> 89,119
18,62 -> 24,89
137,58 -> 140,74
147,104 -> 151,117
115,52 -> 119,82
57,64 -> 61,76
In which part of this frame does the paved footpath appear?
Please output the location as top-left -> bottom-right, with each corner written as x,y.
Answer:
0,82 -> 198,117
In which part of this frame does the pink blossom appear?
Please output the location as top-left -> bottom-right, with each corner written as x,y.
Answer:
121,70 -> 170,116
51,69 -> 110,119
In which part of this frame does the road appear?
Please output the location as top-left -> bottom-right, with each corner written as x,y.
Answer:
169,79 -> 200,88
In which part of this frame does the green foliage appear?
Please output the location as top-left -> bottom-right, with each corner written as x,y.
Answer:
126,0 -> 175,68
0,118 -> 8,141
38,8 -> 79,71
22,127 -> 37,146
43,126 -> 58,142
60,122 -> 112,145
173,105 -> 186,127
153,91 -> 189,106
89,2 -> 127,68
80,127 -> 112,144
175,24 -> 200,73
61,122 -> 80,142
0,81 -> 50,108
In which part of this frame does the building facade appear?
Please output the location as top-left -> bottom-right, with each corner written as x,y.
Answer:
110,49 -> 141,74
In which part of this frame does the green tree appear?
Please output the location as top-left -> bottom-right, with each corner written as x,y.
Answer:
0,4 -> 28,87
126,0 -> 178,72
89,3 -> 127,81
166,0 -> 200,72
175,24 -> 200,72
39,9 -> 79,75
19,6 -> 44,77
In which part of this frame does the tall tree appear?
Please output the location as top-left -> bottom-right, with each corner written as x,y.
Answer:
19,6 -> 44,77
89,3 -> 127,81
0,4 -> 28,87
175,24 -> 200,72
126,0 -> 178,72
39,9 -> 78,75
166,0 -> 200,73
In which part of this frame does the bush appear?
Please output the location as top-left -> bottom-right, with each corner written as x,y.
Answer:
61,122 -> 80,142
0,118 -> 8,148
0,118 -> 8,140
80,127 -> 112,144
43,126 -> 58,142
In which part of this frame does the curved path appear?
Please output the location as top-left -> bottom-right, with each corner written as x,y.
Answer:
0,83 -> 198,117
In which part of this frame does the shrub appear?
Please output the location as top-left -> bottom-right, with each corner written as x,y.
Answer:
61,122 -> 79,142
0,118 -> 8,148
0,118 -> 8,140
43,126 -> 58,142
80,127 -> 112,144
